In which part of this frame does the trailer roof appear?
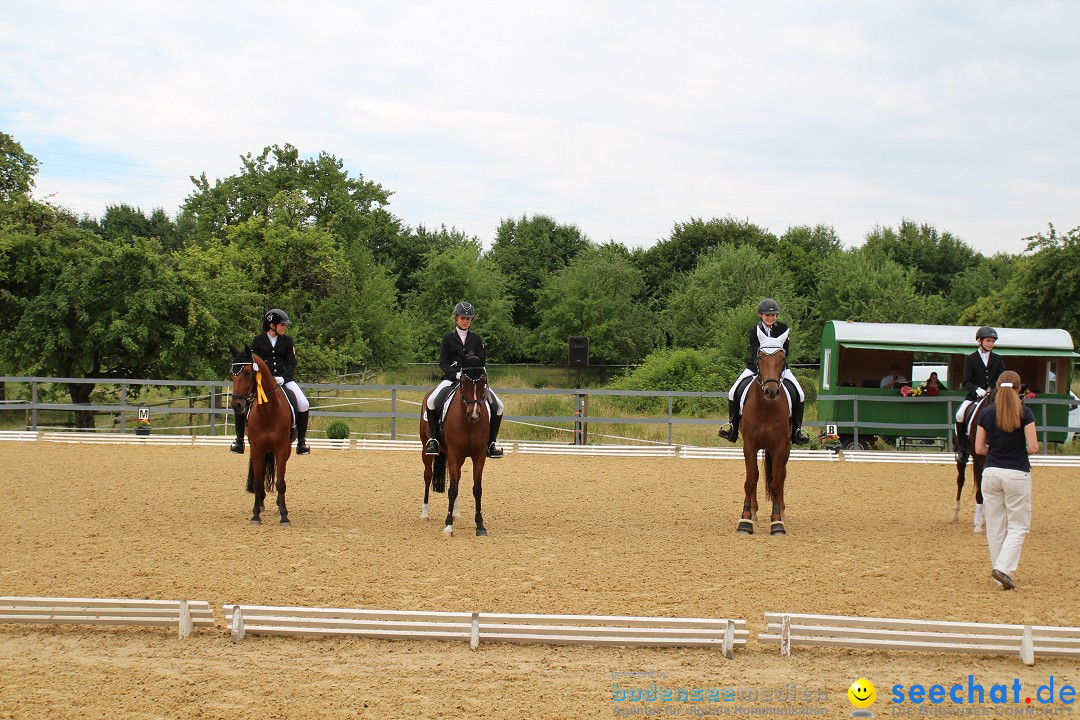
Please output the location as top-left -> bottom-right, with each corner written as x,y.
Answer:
826,321 -> 1078,356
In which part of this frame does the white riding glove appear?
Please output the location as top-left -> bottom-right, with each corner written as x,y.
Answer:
976,387 -> 987,397
455,371 -> 461,380
275,376 -> 284,385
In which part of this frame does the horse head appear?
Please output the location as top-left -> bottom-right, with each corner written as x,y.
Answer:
459,354 -> 488,422
755,328 -> 789,400
230,345 -> 256,411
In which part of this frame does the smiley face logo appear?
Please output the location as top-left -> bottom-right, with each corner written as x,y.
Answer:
848,678 -> 876,709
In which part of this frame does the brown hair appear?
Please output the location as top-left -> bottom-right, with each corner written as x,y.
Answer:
994,370 -> 1023,433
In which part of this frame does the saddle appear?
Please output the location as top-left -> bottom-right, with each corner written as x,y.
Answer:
434,381 -> 497,423
243,383 -> 297,432
961,396 -> 988,437
734,374 -> 794,416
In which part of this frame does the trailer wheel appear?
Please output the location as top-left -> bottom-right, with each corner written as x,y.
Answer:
841,436 -> 866,451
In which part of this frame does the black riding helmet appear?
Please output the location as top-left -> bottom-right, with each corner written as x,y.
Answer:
263,308 -> 290,331
976,326 -> 998,341
758,298 -> 780,314
453,301 -> 475,318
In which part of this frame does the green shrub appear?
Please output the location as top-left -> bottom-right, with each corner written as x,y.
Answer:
608,348 -> 729,416
325,420 -> 351,439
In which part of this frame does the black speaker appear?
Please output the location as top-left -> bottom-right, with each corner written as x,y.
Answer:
568,336 -> 589,366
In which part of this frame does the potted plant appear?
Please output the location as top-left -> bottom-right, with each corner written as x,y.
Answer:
135,417 -> 151,436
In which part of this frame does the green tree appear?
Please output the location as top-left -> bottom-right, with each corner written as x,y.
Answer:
531,246 -> 660,365
81,204 -> 182,251
814,249 -> 937,326
634,217 -> 776,304
661,244 -> 798,351
0,132 -> 38,204
406,243 -> 517,363
487,214 -> 591,334
862,220 -> 981,297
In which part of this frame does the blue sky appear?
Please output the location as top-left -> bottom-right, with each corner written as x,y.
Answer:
2,1 -> 1077,254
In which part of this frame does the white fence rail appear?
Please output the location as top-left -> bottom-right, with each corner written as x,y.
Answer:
224,604 -> 746,655
759,612 -> 1080,665
0,596 -> 214,639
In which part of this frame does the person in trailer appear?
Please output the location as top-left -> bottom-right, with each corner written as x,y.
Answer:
718,298 -> 811,445
231,308 -> 311,455
423,301 -> 505,458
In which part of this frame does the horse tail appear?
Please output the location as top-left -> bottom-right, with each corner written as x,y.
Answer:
246,458 -> 255,494
432,454 -> 446,493
763,450 -> 775,502
264,453 -> 276,494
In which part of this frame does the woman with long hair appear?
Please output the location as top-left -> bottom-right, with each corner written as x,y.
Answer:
974,370 -> 1039,590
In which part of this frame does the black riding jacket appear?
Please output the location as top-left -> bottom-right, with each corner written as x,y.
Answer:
962,350 -> 1005,401
745,321 -> 791,372
439,329 -> 486,381
251,332 -> 297,383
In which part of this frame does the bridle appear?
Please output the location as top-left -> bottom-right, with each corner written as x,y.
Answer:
459,368 -> 488,422
755,347 -> 786,399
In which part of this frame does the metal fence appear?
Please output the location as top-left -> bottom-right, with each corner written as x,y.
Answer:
1,376 -> 1076,448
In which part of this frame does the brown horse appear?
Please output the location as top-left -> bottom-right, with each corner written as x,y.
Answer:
231,346 -> 294,525
737,330 -> 793,536
419,356 -> 490,537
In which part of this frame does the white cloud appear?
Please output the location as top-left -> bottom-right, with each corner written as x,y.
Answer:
3,0 -> 1077,253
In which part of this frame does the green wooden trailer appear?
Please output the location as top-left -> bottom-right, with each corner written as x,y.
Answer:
817,321 -> 1078,451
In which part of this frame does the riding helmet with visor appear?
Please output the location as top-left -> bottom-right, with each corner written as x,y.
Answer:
976,326 -> 998,341
453,301 -> 475,319
758,298 -> 780,315
264,308 -> 290,331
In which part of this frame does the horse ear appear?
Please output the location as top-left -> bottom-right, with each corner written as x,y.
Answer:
775,329 -> 790,347
756,326 -> 769,346
229,346 -> 239,359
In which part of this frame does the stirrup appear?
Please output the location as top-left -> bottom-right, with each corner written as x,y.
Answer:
296,440 -> 310,455
793,428 -> 811,445
487,442 -> 504,458
424,438 -> 440,456
718,422 -> 737,441
230,438 -> 244,454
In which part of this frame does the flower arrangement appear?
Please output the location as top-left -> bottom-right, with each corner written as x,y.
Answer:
135,416 -> 151,435
1024,389 -> 1037,400
900,386 -> 923,397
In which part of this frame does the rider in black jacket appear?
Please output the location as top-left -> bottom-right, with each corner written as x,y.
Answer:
423,301 -> 504,458
955,326 -> 1006,455
231,309 -> 312,455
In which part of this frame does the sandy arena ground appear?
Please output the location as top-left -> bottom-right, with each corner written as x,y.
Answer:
1,442 -> 1078,719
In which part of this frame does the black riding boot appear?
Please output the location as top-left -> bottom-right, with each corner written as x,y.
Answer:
955,421 -> 968,463
230,408 -> 245,454
296,410 -> 311,455
424,407 -> 441,455
791,396 -> 811,445
487,414 -> 504,458
718,406 -> 741,442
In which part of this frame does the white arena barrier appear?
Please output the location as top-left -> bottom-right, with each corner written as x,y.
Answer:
679,447 -> 838,462
0,596 -> 215,639
224,604 -> 746,656
513,443 -> 675,458
843,451 -> 955,464
759,612 -> 1080,666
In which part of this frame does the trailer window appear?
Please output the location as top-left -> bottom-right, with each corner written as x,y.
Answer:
822,349 -> 831,390
1046,361 -> 1057,393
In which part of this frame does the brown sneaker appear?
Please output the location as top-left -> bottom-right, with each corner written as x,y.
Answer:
991,569 -> 1015,590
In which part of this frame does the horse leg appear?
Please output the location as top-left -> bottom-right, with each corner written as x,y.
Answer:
421,455 -> 432,520
250,453 -> 266,525
973,457 -> 985,533
443,453 -> 464,537
473,455 -> 487,537
276,454 -> 290,525
738,447 -> 759,534
954,451 -> 968,523
769,451 -> 788,536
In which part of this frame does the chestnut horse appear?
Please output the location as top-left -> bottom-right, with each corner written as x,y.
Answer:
737,329 -> 793,536
231,346 -> 293,525
419,356 -> 489,537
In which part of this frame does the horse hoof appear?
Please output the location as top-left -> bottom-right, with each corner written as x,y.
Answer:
737,522 -> 754,535
250,519 -> 261,525
280,518 -> 291,525
442,525 -> 454,537
476,527 -> 488,537
770,523 -> 787,536
973,525 -> 984,534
